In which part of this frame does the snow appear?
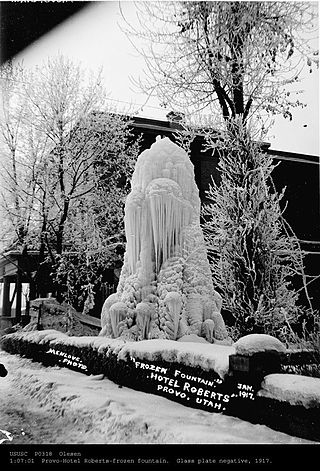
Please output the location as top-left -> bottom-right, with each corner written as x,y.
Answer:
52,335 -> 125,354
2,330 -> 233,378
4,330 -> 68,344
117,338 -> 235,378
258,373 -> 320,408
178,334 -> 209,344
234,334 -> 286,355
0,350 -> 315,444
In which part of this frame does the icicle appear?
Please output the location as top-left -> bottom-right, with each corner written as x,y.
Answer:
136,302 -> 153,339
185,293 -> 203,335
210,311 -> 229,341
124,190 -> 144,273
164,292 -> 182,340
100,292 -> 119,336
109,302 -> 127,338
202,319 -> 215,343
146,178 -> 193,272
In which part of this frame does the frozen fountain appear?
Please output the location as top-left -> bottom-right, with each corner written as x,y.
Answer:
100,136 -> 229,343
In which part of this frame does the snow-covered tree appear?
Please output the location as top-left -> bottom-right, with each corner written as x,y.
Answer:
55,112 -> 140,313
0,60 -> 52,297
0,57 -> 140,309
123,1 -> 318,123
0,61 -> 37,247
202,120 -> 307,340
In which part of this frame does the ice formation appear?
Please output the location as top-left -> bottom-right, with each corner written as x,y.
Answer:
100,136 -> 230,343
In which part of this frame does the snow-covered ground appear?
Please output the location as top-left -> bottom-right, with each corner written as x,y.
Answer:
0,350 -> 317,445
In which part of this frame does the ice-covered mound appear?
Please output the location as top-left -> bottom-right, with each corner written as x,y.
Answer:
234,334 -> 286,356
100,136 -> 229,344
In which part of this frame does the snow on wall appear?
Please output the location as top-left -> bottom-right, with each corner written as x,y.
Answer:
8,330 -> 68,344
2,330 -> 234,379
50,334 -> 125,355
117,339 -> 235,379
100,136 -> 230,344
258,373 -> 320,408
234,334 -> 286,356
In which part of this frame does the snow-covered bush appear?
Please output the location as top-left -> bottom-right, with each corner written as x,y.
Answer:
281,363 -> 320,379
281,311 -> 320,378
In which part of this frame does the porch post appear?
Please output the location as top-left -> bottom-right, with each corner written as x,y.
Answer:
15,271 -> 22,322
2,276 -> 10,317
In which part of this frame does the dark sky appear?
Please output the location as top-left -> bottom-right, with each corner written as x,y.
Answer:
0,1 -> 91,64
